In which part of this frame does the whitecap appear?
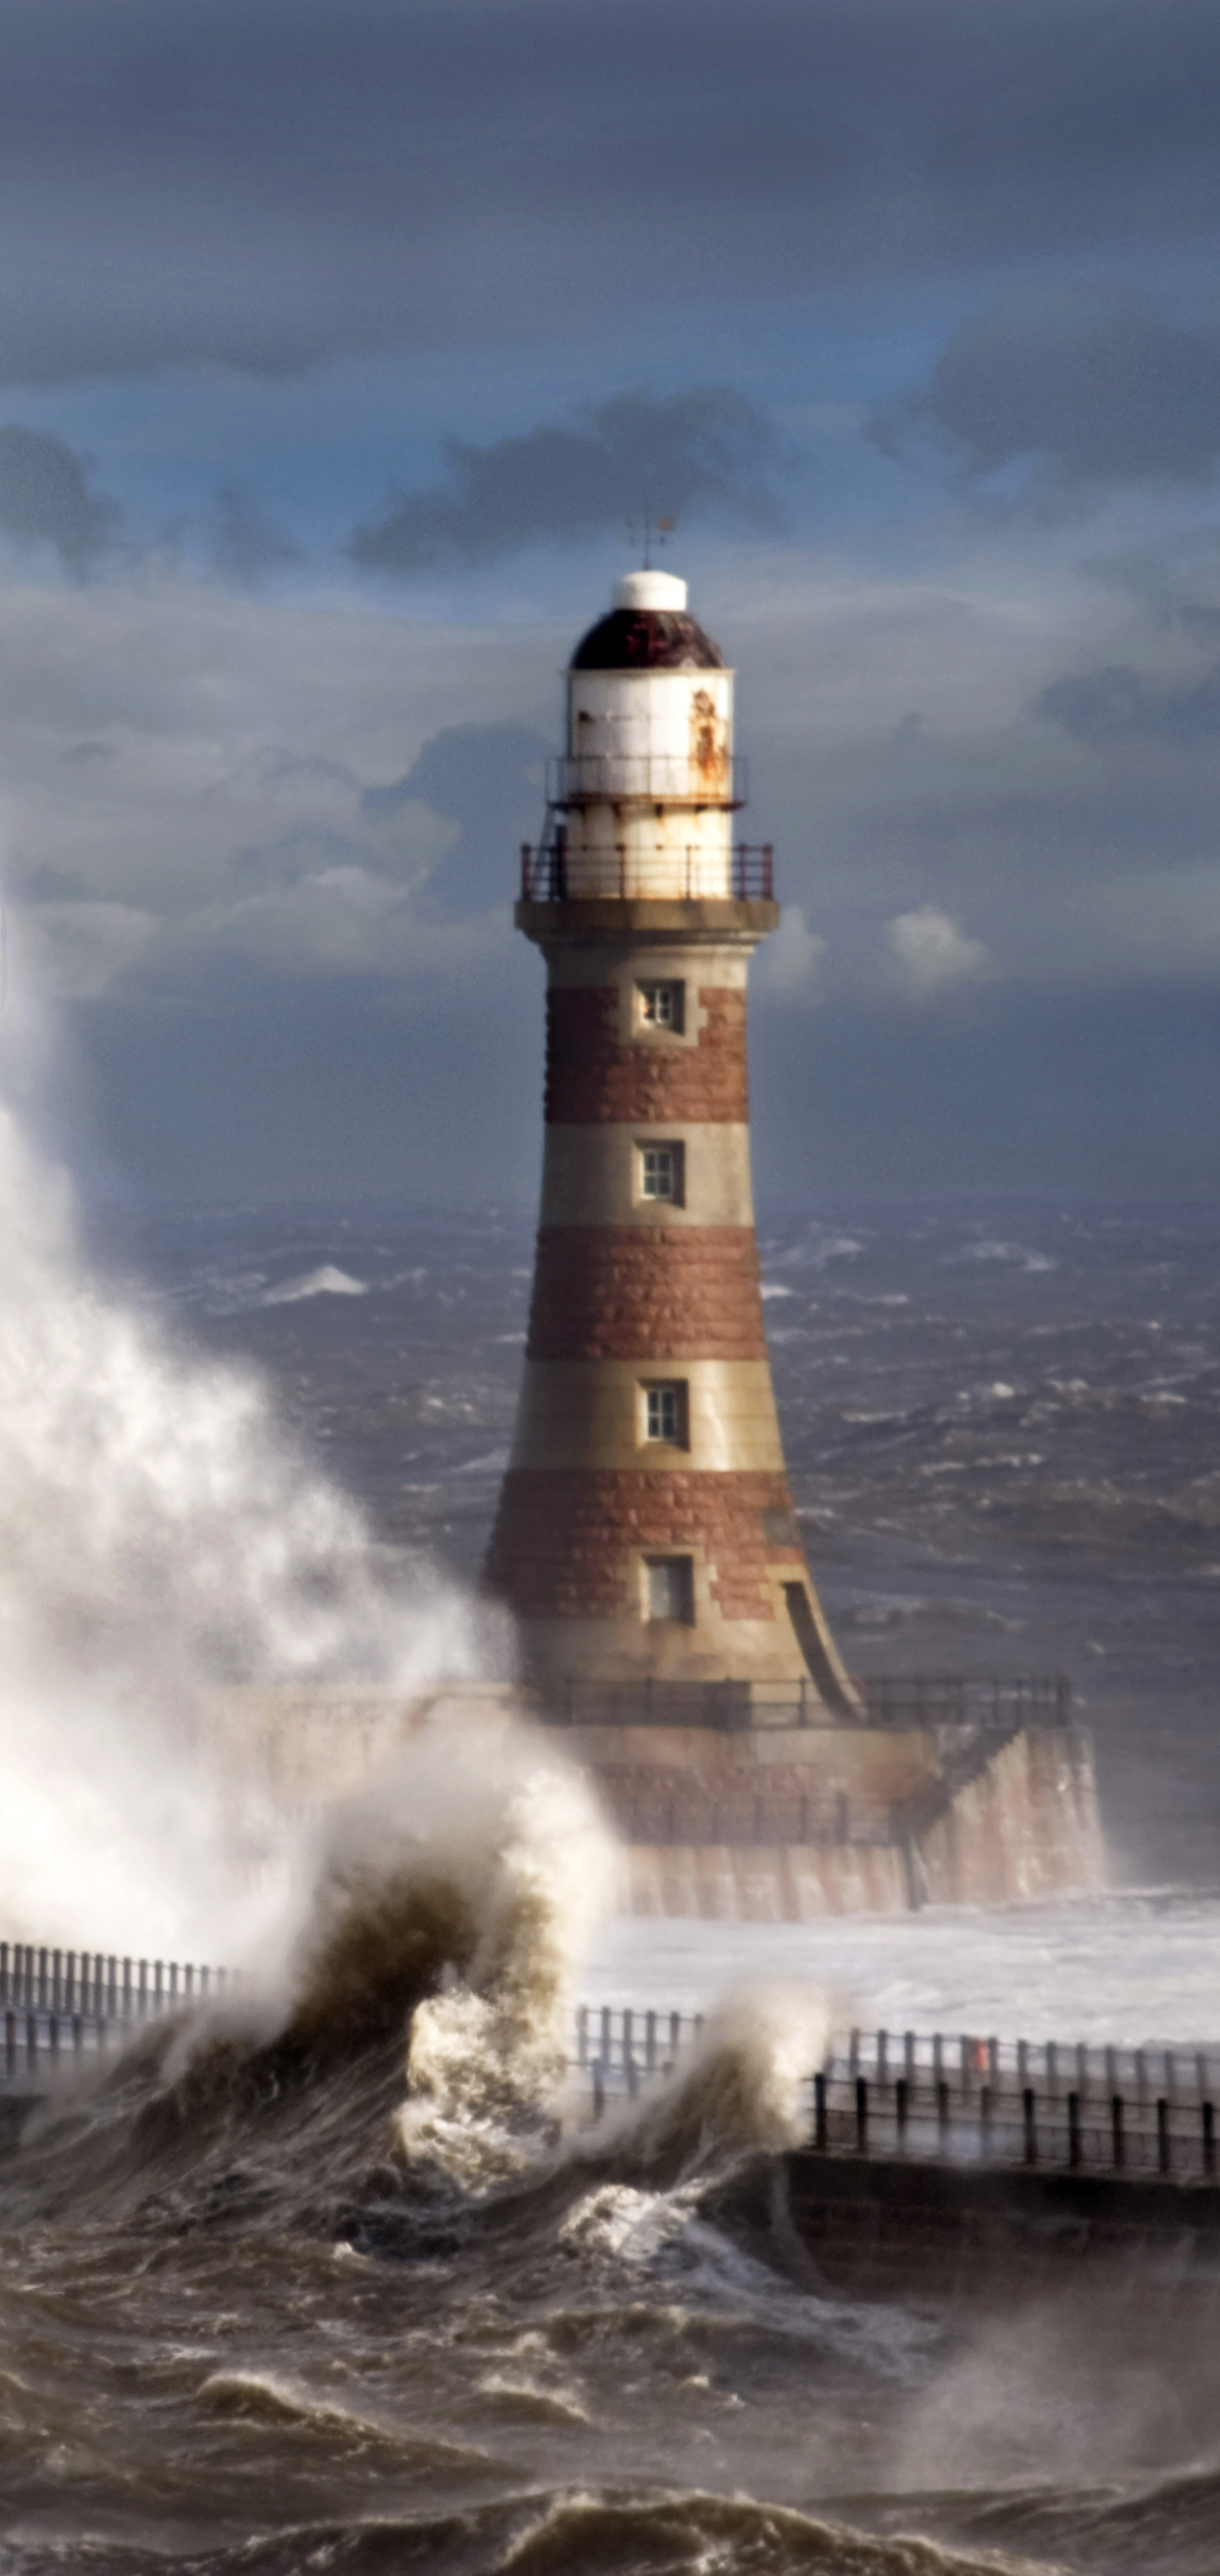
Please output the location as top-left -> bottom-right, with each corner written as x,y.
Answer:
962,1240 -> 1056,1274
260,1265 -> 368,1305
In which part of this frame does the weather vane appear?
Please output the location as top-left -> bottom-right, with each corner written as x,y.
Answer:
627,506 -> 675,569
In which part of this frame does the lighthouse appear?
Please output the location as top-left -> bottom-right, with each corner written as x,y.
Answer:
485,568 -> 858,1724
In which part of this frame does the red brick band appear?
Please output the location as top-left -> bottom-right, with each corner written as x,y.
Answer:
526,1224 -> 767,1361
485,1467 -> 805,1621
545,986 -> 749,1125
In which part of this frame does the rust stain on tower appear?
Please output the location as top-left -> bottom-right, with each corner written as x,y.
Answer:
485,567 -> 857,1721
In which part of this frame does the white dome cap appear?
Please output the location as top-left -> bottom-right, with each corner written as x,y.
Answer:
612,569 -> 688,612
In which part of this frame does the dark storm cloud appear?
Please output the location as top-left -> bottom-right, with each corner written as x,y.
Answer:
0,427 -> 114,569
348,392 -> 774,573
208,487 -> 303,584
879,287 -> 1220,485
1040,658 -> 1220,746
0,0 -> 1217,381
363,723 -> 548,919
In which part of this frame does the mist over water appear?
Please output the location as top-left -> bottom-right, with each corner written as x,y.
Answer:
0,992 -> 495,1956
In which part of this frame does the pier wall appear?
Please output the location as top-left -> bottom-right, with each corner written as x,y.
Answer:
194,1686 -> 1103,1917
606,1723 -> 1102,1918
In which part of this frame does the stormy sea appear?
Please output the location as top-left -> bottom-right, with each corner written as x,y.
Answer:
4,1166 -> 1220,2574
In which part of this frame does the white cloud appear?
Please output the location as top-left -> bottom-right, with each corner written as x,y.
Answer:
754,902 -> 825,997
885,903 -> 993,996
22,899 -> 158,999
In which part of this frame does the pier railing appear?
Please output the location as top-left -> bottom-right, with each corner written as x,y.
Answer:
545,1674 -> 1073,1738
0,1942 -> 236,2089
1,1943 -> 231,2016
569,2010 -> 1220,2185
812,2031 -> 1220,2185
858,1674 -> 1073,1727
6,1951 -> 1212,2194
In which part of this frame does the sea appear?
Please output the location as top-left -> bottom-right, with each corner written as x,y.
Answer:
5,1189 -> 1220,2575
94,1187 -> 1220,1889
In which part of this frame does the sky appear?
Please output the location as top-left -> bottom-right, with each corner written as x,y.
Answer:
5,0 -> 1220,1201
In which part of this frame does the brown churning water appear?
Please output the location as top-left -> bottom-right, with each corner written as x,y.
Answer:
4,1730 -> 1220,2576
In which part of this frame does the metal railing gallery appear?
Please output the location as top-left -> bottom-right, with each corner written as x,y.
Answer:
518,843 -> 774,902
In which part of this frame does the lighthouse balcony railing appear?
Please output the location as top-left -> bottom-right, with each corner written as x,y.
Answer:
519,843 -> 774,902
546,752 -> 747,808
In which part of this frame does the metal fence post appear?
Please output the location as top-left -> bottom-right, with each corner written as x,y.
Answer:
814,2071 -> 828,2151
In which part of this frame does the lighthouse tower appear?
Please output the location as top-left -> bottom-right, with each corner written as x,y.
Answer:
486,569 -> 857,1723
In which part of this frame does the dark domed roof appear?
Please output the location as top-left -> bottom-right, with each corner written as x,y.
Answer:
569,608 -> 727,673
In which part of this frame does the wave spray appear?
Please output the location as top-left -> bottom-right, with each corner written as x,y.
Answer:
0,950 -> 496,1959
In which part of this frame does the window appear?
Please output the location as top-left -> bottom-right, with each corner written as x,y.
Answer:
637,980 -> 683,1032
646,1556 -> 695,1624
639,1141 -> 685,1204
644,1381 -> 685,1445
